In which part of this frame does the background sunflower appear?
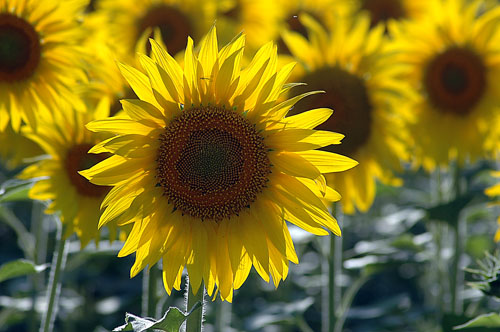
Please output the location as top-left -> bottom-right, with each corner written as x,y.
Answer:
0,0 -> 87,131
92,0 -> 217,63
390,0 -> 500,170
18,101 -> 119,247
282,14 -> 411,213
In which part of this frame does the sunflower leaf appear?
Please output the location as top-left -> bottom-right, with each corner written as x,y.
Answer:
0,259 -> 48,283
453,313 -> 500,329
0,178 -> 35,202
113,301 -> 202,332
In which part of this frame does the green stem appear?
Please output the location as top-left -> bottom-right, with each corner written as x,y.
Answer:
328,206 -> 342,332
450,164 -> 464,314
215,298 -> 231,331
40,223 -> 68,332
334,275 -> 369,332
432,168 -> 445,318
29,202 -> 46,332
0,206 -> 35,260
142,267 -> 158,318
185,279 -> 204,332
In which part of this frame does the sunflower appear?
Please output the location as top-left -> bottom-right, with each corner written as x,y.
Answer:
486,171 -> 500,242
390,0 -> 500,170
353,0 -> 430,28
94,0 -> 217,63
0,0 -> 87,132
80,27 -> 357,301
18,100 -> 119,248
282,14 -> 410,214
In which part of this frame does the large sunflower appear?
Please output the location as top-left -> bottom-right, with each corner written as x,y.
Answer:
18,101 -> 118,247
80,27 -> 357,301
94,0 -> 216,63
0,0 -> 87,131
390,0 -> 500,170
282,14 -> 410,214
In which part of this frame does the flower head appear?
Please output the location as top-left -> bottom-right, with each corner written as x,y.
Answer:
282,14 -> 411,213
18,101 -> 118,247
0,0 -> 87,131
390,0 -> 500,170
81,27 -> 357,301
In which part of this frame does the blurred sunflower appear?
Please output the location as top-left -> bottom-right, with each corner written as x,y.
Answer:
81,27 -> 358,301
486,171 -> 500,242
0,0 -> 87,131
282,14 -> 410,213
94,0 -> 216,62
18,100 -> 119,248
390,0 -> 500,170
353,0 -> 429,28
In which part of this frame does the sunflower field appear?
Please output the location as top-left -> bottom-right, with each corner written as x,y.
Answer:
2,0 -> 500,331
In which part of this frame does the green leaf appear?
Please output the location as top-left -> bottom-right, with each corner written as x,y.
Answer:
426,194 -> 474,227
113,302 -> 202,332
454,313 -> 500,329
0,179 -> 35,202
0,259 -> 48,283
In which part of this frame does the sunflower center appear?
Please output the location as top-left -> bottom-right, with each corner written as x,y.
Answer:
361,0 -> 405,27
137,5 -> 191,56
65,144 -> 109,197
156,106 -> 271,221
424,47 -> 486,115
0,14 -> 41,82
292,67 -> 373,156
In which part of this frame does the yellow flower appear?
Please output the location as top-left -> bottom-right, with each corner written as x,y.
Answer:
390,0 -> 500,170
0,0 -> 87,131
486,171 -> 500,242
80,27 -> 357,301
93,0 -> 217,62
18,100 -> 118,248
282,14 -> 411,214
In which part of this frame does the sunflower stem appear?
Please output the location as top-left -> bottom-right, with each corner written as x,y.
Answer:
215,298 -> 231,331
30,202 -> 46,332
185,279 -> 204,332
40,222 -> 68,332
142,266 -> 159,318
328,205 -> 342,332
432,168 -> 446,318
450,164 -> 464,314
